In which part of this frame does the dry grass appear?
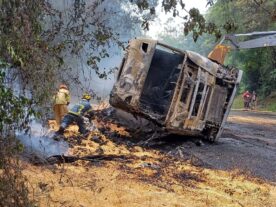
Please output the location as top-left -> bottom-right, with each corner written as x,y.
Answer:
0,137 -> 35,207
21,125 -> 276,207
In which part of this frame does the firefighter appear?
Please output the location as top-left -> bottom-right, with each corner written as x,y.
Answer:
53,93 -> 93,139
53,84 -> 70,127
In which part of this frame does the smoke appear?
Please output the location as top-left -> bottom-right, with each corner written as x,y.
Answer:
46,0 -> 144,103
16,122 -> 69,157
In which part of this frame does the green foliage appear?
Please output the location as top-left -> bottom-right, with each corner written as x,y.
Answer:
184,8 -> 223,42
0,71 -> 35,133
0,69 -> 35,206
160,0 -> 276,99
207,0 -> 276,96
257,95 -> 276,112
267,103 -> 276,112
232,95 -> 244,109
138,0 -> 241,41
0,0 -> 63,107
209,0 -> 276,96
124,1 -> 225,40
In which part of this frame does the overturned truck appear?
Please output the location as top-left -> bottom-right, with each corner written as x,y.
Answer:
110,38 -> 242,142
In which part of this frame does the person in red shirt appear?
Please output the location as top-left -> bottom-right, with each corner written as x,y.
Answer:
242,90 -> 251,109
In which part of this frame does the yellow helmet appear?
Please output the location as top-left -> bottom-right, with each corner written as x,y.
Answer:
82,93 -> 91,100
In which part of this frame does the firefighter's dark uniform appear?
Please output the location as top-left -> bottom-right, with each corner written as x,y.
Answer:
55,98 -> 92,135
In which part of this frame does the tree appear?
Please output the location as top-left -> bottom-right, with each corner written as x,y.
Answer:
207,0 -> 276,96
0,68 -> 36,206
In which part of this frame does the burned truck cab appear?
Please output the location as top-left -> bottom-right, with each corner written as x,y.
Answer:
110,38 -> 242,141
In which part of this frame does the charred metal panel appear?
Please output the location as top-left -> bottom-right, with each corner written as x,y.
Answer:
186,51 -> 219,76
111,39 -> 157,109
206,85 -> 228,124
215,70 -> 243,139
165,57 -> 217,133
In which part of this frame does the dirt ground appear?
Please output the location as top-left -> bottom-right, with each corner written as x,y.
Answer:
22,110 -> 276,207
155,110 -> 276,182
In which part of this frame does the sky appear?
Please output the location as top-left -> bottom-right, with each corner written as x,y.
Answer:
146,0 -> 208,38
182,0 -> 208,13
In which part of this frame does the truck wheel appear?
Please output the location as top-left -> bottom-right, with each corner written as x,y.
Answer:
206,128 -> 218,143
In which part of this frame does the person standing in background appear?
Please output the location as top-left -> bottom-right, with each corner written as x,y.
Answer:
251,91 -> 257,110
242,90 -> 251,110
53,84 -> 70,127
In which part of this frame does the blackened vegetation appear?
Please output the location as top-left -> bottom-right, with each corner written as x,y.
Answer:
93,108 -> 216,177
95,107 -> 204,145
64,135 -> 84,147
43,107 -> 208,191
95,108 -> 163,144
144,159 -> 205,191
46,154 -> 134,165
120,154 -> 205,191
174,171 -> 204,185
91,108 -> 208,190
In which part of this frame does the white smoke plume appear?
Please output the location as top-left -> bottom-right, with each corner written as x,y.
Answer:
16,122 -> 69,157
